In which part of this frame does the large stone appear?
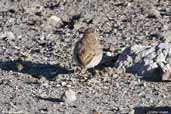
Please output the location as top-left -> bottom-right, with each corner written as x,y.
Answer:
115,43 -> 171,80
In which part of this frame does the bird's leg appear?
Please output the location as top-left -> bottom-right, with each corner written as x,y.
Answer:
81,67 -> 87,74
88,67 -> 96,79
73,66 -> 82,75
78,67 -> 90,81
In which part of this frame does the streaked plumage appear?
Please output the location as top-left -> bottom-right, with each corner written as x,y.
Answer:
73,27 -> 103,69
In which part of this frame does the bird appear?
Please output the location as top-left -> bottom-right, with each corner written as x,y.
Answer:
73,27 -> 103,72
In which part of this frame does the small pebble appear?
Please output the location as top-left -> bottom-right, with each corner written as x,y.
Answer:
147,7 -> 161,18
106,52 -> 113,56
61,81 -> 66,86
16,63 -> 24,71
0,32 -> 15,40
162,31 -> 171,43
48,15 -> 62,27
63,89 -> 77,103
56,84 -> 61,87
67,84 -> 71,88
49,15 -> 61,23
129,109 -> 135,114
74,22 -> 86,30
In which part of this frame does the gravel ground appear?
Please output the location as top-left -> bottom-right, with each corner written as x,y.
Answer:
0,0 -> 171,114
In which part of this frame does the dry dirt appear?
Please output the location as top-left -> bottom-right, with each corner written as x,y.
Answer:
0,0 -> 171,114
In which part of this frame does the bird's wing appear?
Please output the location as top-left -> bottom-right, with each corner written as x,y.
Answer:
79,48 -> 96,66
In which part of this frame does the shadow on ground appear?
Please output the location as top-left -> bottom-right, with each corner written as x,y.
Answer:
0,60 -> 73,79
35,96 -> 64,103
134,106 -> 171,114
96,53 -> 119,69
136,68 -> 171,82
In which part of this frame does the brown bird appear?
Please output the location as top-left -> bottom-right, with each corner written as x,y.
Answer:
73,27 -> 103,72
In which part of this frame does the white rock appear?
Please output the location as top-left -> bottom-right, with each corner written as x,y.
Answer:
61,81 -> 66,86
162,31 -> 171,43
150,8 -> 161,18
106,52 -> 113,56
0,32 -> 15,40
63,89 -> 77,103
115,43 -> 171,79
48,15 -> 62,25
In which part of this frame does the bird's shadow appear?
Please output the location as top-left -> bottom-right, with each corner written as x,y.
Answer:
95,53 -> 119,70
134,106 -> 171,114
0,60 -> 73,79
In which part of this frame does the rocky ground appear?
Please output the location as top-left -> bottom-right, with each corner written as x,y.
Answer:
0,0 -> 171,114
